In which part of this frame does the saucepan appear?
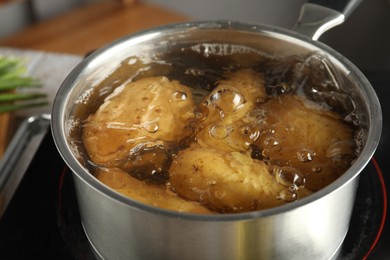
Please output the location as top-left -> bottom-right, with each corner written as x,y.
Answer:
51,0 -> 382,259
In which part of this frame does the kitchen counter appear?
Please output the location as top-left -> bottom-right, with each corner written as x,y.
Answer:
0,0 -> 188,55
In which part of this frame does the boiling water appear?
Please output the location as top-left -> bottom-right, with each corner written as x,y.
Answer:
70,43 -> 362,213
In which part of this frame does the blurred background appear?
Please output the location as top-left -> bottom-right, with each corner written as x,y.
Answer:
0,0 -> 389,71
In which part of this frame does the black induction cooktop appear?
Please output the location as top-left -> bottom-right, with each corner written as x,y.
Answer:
0,70 -> 388,260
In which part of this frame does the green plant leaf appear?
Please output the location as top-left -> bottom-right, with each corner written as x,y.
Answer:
0,56 -> 47,114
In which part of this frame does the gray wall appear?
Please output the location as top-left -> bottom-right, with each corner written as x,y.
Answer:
146,0 -> 306,28
0,0 -> 100,38
1,0 -> 389,71
0,1 -> 34,37
145,0 -> 390,71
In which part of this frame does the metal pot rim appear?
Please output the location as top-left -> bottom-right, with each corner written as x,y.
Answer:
51,20 -> 382,221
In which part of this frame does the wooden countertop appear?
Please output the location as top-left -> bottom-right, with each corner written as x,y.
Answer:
0,0 -> 188,157
0,0 -> 189,55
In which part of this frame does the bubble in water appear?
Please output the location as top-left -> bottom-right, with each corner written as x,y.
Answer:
250,145 -> 264,160
185,68 -> 205,76
240,125 -> 260,141
269,82 -> 290,96
273,166 -> 305,189
210,88 -> 245,113
171,91 -> 188,102
353,128 -> 365,155
143,121 -> 159,133
264,137 -> 279,147
76,88 -> 94,104
284,125 -> 295,133
262,148 -> 270,158
241,125 -> 251,135
278,188 -> 298,202
344,113 -> 360,126
256,97 -> 266,104
195,111 -> 204,119
296,149 -> 316,162
210,124 -> 230,139
311,166 -> 322,173
207,180 -> 217,186
250,131 -> 260,141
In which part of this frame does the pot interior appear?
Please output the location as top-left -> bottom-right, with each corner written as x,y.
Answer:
52,21 -> 381,216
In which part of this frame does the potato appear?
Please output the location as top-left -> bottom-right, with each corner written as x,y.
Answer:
169,146 -> 311,213
96,167 -> 213,214
254,94 -> 355,191
83,72 -> 354,214
82,76 -> 196,167
195,69 -> 266,152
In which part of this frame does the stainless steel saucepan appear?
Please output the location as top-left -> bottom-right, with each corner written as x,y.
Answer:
51,0 -> 382,259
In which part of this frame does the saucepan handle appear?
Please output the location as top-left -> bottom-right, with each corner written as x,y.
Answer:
293,0 -> 363,41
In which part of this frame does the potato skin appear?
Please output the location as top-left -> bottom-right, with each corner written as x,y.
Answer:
194,69 -> 266,152
96,167 -> 213,214
82,76 -> 196,166
169,146 -> 304,213
82,71 -> 355,214
254,94 -> 356,191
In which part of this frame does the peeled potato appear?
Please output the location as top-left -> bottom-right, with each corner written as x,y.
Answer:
169,146 -> 311,213
195,69 -> 266,152
254,94 -> 355,191
96,167 -> 213,214
82,76 -> 196,166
